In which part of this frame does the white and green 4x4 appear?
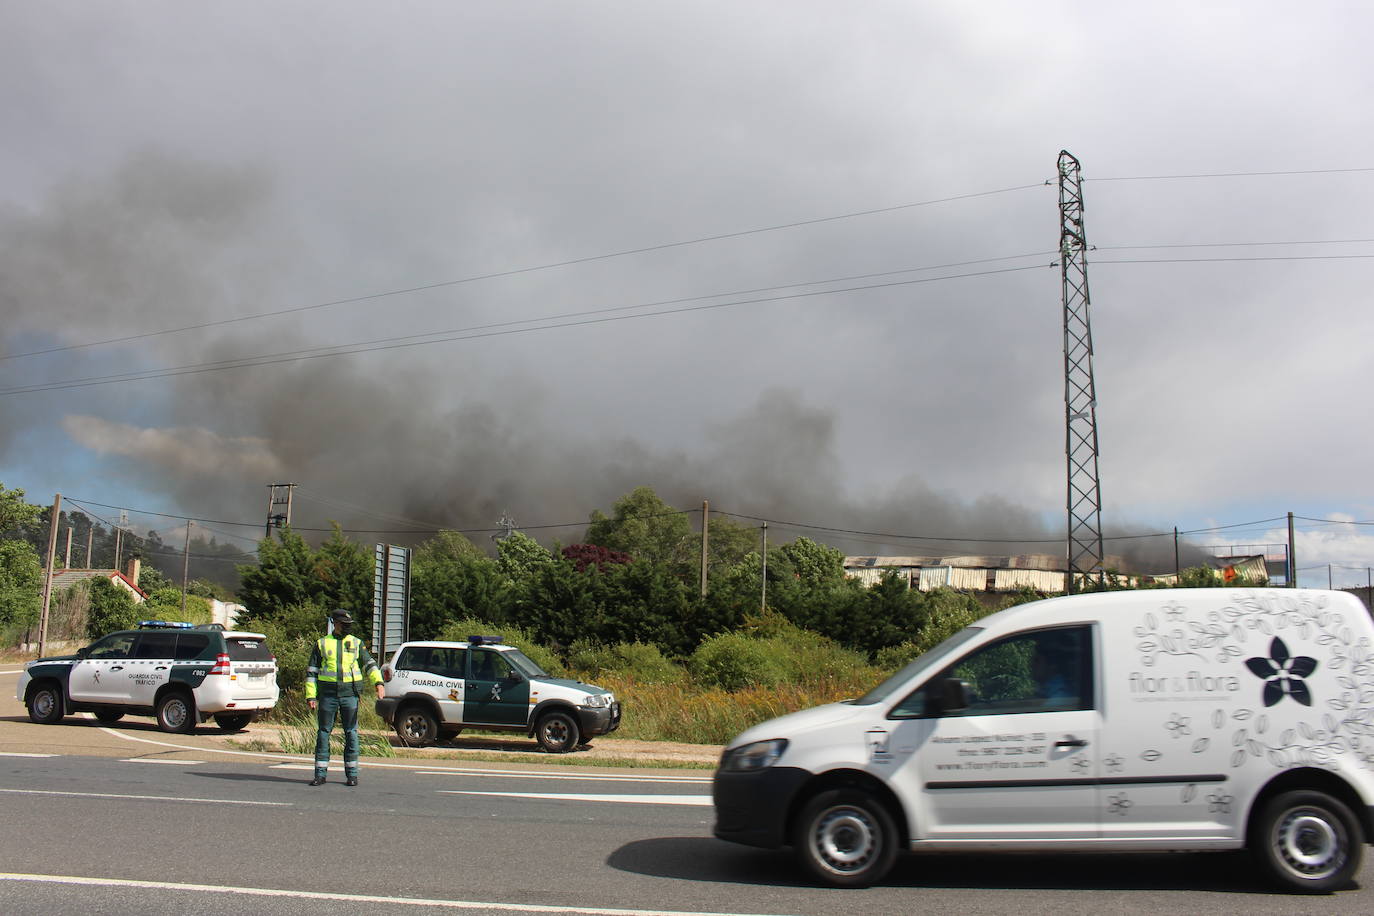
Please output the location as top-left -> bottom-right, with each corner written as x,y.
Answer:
376,637 -> 621,753
17,620 -> 279,733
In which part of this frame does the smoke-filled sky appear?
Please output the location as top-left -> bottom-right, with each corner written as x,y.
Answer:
3,2 -> 1373,584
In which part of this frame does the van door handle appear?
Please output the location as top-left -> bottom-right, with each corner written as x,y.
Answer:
110,665 -> 124,671
155,666 -> 168,670
1055,736 -> 1088,748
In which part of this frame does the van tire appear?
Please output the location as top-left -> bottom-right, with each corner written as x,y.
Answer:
1251,789 -> 1362,893
27,683 -> 64,725
395,705 -> 439,747
793,788 -> 899,888
156,691 -> 197,734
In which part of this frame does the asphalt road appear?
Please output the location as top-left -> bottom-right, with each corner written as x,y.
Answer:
3,666 -> 1372,915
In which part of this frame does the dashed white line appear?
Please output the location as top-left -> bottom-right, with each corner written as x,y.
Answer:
119,758 -> 206,765
0,873 -> 789,915
0,787 -> 290,806
439,790 -> 713,807
0,752 -> 57,758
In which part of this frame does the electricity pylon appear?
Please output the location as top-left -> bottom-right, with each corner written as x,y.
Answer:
1058,151 -> 1105,592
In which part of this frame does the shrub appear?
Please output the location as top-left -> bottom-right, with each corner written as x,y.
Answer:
688,632 -> 789,691
566,640 -> 685,684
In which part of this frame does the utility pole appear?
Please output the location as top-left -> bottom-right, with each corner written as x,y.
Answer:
64,526 -> 72,569
760,522 -> 768,613
1058,150 -> 1106,593
86,526 -> 93,568
181,520 -> 193,618
265,483 -> 296,538
1287,512 -> 1296,587
1173,526 -> 1180,579
699,499 -> 709,599
38,493 -> 61,656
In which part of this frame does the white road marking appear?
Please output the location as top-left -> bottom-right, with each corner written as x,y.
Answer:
0,873 -> 793,916
0,788 -> 290,806
119,758 -> 206,765
0,752 -> 57,758
0,669 -> 25,675
439,790 -> 713,806
269,762 -> 710,784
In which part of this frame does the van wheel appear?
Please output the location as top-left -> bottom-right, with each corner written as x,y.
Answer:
536,710 -> 580,753
156,691 -> 197,734
395,705 -> 438,746
1251,789 -> 1362,893
27,684 -> 64,724
214,713 -> 253,732
793,789 -> 899,888
94,709 -> 125,724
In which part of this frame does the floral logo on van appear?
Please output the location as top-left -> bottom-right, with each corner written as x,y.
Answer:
1244,637 -> 1317,707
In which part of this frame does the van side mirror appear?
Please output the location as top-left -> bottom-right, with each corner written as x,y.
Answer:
938,678 -> 970,713
76,647 -> 90,659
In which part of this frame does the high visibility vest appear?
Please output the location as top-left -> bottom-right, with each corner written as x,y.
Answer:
305,634 -> 374,699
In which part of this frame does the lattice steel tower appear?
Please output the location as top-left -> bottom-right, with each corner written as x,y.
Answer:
1058,151 -> 1105,592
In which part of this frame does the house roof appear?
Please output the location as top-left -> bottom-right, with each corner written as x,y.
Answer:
49,569 -> 148,600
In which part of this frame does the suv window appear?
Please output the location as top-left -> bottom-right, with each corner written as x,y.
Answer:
174,633 -> 212,660
134,632 -> 177,659
469,648 -> 514,681
398,646 -> 466,678
224,636 -> 272,661
892,625 -> 1094,717
86,633 -> 136,659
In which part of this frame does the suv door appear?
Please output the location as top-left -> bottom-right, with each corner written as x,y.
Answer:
886,625 -> 1100,842
127,631 -> 177,707
69,632 -> 138,703
464,648 -> 530,726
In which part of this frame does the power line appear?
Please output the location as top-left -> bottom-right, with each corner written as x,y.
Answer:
1,263 -> 1049,396
1090,167 -> 1374,182
1,183 -> 1048,363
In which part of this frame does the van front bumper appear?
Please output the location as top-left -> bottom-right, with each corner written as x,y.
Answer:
712,766 -> 811,849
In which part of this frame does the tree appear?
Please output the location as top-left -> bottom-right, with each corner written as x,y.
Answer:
562,543 -> 632,573
313,524 -> 374,626
0,483 -> 42,535
85,578 -> 139,637
411,533 -> 511,639
0,540 -> 43,636
585,487 -> 694,571
495,530 -> 554,586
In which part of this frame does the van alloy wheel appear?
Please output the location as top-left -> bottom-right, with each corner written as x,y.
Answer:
28,685 -> 64,724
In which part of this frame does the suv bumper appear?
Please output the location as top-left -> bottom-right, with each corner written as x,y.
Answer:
577,701 -> 621,738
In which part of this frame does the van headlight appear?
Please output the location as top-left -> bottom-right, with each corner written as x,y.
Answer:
720,739 -> 788,772
581,693 -> 612,708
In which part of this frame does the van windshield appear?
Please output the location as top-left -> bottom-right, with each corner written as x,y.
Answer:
849,627 -> 983,706
505,648 -> 549,678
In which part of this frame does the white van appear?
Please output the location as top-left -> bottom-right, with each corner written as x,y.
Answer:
712,589 -> 1374,893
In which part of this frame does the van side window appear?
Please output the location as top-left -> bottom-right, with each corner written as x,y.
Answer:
133,632 -> 177,659
892,625 -> 1093,717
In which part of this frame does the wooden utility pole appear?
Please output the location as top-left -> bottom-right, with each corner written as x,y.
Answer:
181,521 -> 193,618
699,500 -> 709,598
64,526 -> 72,569
1287,512 -> 1296,587
86,526 -> 93,568
760,522 -> 768,613
38,493 -> 62,656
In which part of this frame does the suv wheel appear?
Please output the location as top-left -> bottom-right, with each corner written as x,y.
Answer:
395,705 -> 439,746
156,691 -> 197,734
93,709 -> 125,724
214,713 -> 254,732
27,683 -> 64,725
536,710 -> 580,753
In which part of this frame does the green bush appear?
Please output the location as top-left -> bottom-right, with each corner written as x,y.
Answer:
688,632 -> 789,691
85,578 -> 139,637
566,640 -> 685,684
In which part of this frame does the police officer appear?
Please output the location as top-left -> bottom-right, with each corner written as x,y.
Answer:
304,609 -> 384,786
